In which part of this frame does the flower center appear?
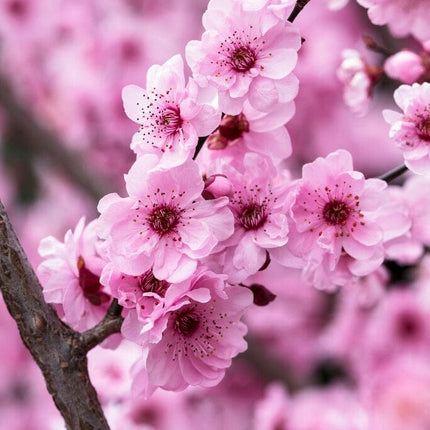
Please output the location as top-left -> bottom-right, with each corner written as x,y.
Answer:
416,118 -> 430,141
175,311 -> 200,337
230,46 -> 256,73
148,205 -> 180,235
159,106 -> 182,135
77,256 -> 110,306
322,200 -> 351,226
138,270 -> 170,297
239,203 -> 267,230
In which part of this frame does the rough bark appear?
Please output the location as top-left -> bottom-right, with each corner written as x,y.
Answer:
0,200 -> 118,429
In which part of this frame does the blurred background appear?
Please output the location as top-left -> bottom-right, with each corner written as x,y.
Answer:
1,1 -> 429,429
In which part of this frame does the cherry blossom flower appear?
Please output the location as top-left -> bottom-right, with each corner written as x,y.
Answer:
283,150 -> 390,290
97,155 -> 234,282
384,82 -> 430,175
213,153 -> 290,283
103,265 -> 226,347
357,0 -> 430,42
185,0 -> 301,115
122,54 -> 220,167
37,217 -> 111,331
131,283 -> 252,395
337,49 -> 382,116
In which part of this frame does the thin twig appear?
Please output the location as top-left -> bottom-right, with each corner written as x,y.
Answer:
378,164 -> 408,182
288,0 -> 311,23
81,300 -> 123,352
193,135 -> 208,160
363,35 -> 393,57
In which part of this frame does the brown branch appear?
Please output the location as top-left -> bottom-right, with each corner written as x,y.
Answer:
192,135 -> 208,160
378,163 -> 408,182
0,72 -> 109,202
362,35 -> 393,57
81,299 -> 123,353
0,200 -> 112,429
288,0 -> 311,23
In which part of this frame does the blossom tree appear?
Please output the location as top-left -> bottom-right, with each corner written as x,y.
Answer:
1,0 -> 430,429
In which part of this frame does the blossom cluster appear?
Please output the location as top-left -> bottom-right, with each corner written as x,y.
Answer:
35,0 -> 430,396
37,0 -> 303,395
0,0 -> 428,428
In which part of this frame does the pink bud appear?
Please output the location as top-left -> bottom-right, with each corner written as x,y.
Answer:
384,51 -> 425,84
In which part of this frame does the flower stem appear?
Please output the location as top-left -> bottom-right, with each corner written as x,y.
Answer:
378,164 -> 408,182
288,0 -> 311,23
193,135 -> 207,160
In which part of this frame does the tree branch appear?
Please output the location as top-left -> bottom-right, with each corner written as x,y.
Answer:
378,163 -> 408,182
288,0 -> 311,23
0,72 -> 109,202
193,135 -> 208,160
81,300 -> 123,353
0,200 -> 112,429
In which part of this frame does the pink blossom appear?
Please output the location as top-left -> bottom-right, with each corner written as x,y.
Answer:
104,265 -> 227,346
122,54 -> 220,168
384,82 -> 430,175
242,0 -> 296,22
37,217 -> 111,332
384,50 -> 425,84
357,0 -> 430,42
185,0 -> 301,115
284,150 -> 390,290
215,153 -> 290,283
337,49 -> 381,116
97,155 -> 234,281
131,283 -> 252,395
